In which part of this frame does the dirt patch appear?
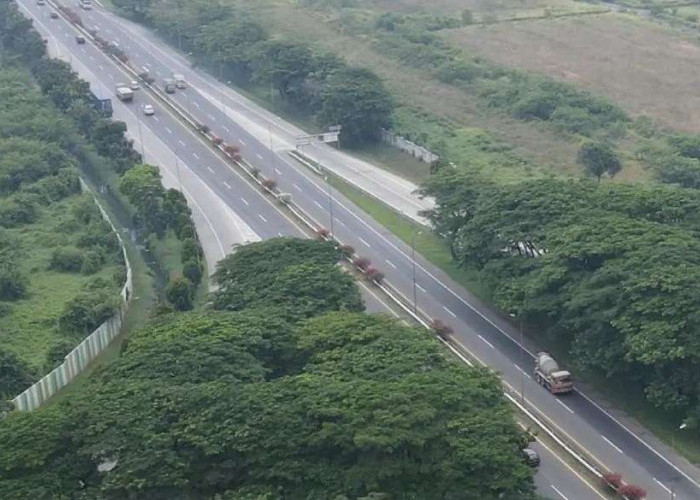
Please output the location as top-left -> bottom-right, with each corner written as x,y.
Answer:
445,13 -> 700,133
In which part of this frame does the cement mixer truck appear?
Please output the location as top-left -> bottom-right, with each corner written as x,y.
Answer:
534,352 -> 573,394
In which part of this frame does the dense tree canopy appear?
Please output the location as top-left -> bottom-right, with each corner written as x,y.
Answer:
0,238 -> 534,498
422,168 -> 700,427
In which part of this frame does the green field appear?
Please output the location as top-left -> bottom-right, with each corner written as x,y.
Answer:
0,194 -> 123,372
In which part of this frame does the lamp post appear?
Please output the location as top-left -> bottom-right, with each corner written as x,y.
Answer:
510,310 -> 526,404
411,231 -> 422,314
324,176 -> 334,237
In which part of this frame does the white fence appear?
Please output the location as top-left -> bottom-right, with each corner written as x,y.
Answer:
10,180 -> 132,411
381,129 -> 439,165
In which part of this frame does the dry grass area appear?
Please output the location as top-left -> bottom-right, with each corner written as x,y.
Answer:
446,13 -> 700,133
361,0 -> 595,16
247,0 -> 580,175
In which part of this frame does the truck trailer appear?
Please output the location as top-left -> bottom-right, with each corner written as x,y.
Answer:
534,352 -> 573,394
115,86 -> 134,102
90,87 -> 113,117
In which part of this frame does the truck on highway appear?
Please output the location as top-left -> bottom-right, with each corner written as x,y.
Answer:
90,87 -> 113,117
115,86 -> 134,102
78,0 -> 93,10
163,78 -> 176,94
534,352 -> 573,394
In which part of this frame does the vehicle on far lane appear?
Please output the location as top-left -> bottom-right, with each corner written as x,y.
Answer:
49,11 -> 58,19
129,80 -> 140,90
163,78 -> 176,94
143,104 -> 155,116
37,0 -> 46,5
75,35 -> 86,44
173,73 -> 187,89
534,352 -> 574,394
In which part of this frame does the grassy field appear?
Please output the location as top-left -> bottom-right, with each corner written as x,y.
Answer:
445,12 -> 700,133
0,194 -> 123,372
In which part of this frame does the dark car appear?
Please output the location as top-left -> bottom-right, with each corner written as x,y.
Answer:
522,448 -> 540,467
76,35 -> 86,44
49,11 -> 59,19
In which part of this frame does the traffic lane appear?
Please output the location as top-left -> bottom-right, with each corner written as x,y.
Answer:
531,441 -> 603,500
22,1 -> 300,241
28,2 -> 696,496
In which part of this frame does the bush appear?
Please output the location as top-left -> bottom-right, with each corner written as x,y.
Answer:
224,145 -> 240,156
44,339 -> 76,371
58,288 -> 119,335
165,276 -> 194,311
81,248 -> 105,275
338,244 -> 355,258
181,238 -> 201,263
262,178 -> 277,191
618,484 -> 647,500
353,256 -> 371,270
0,348 -> 35,398
182,260 -> 202,285
212,136 -> 223,146
50,246 -> 84,273
365,267 -> 384,283
431,319 -> 453,340
602,472 -> 622,490
316,227 -> 330,239
0,263 -> 28,301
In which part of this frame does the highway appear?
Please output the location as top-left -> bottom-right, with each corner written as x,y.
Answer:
20,2 -> 700,499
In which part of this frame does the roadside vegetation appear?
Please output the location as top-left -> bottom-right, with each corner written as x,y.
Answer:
0,0 -> 209,402
0,238 -> 537,499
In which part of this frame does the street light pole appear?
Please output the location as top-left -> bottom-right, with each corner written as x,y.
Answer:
325,176 -> 334,237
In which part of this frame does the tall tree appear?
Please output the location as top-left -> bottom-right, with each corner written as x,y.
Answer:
577,141 -> 622,181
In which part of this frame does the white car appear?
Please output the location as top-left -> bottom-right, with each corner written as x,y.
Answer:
129,80 -> 140,90
143,104 -> 155,116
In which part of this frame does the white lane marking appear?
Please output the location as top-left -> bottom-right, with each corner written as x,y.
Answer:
207,113 -> 216,121
416,283 -> 426,293
193,101 -> 200,108
107,74 -> 114,80
550,485 -> 569,500
443,306 -> 457,318
239,139 -> 246,146
557,400 -> 575,415
514,364 -> 532,379
601,436 -> 623,454
653,478 -> 672,495
478,335 -> 494,349
165,127 -> 173,134
144,63 -> 151,68
255,153 -> 263,160
223,181 -> 232,190
293,183 -> 302,192
274,168 -> 282,176
154,70 -> 161,76
358,237 -> 370,247
178,140 -> 186,147
152,116 -> 159,122
335,219 -> 346,227
89,55 -> 94,60
206,166 -> 214,173
98,64 -> 104,70
193,153 -> 200,159
259,214 -> 267,223
81,47 -> 86,53
385,259 -> 397,269
240,198 -> 249,206
313,200 -> 324,210
222,125 -> 229,132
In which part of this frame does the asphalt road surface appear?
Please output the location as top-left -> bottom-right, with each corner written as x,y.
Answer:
20,2 -> 700,499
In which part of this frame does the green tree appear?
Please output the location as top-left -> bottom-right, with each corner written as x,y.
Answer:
317,67 -> 393,146
165,276 -> 194,311
577,141 -> 622,181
